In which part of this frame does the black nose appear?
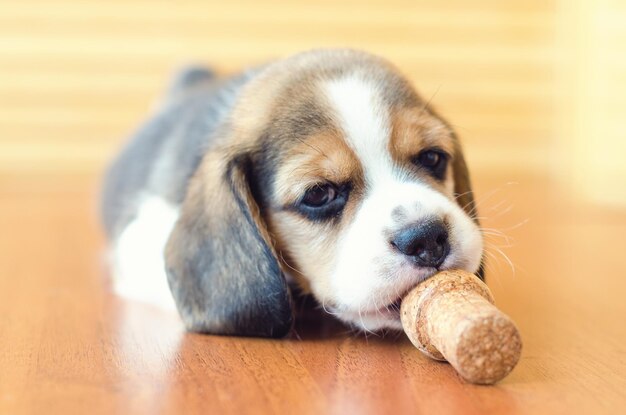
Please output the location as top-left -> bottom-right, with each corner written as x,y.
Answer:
390,219 -> 450,268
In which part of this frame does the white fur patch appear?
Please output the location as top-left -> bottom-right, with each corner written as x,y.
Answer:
324,74 -> 393,183
111,196 -> 179,311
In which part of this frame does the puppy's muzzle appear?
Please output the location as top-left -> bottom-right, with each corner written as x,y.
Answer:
390,218 -> 450,268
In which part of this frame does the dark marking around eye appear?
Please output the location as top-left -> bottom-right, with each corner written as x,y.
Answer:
286,182 -> 352,222
301,183 -> 337,208
413,148 -> 449,180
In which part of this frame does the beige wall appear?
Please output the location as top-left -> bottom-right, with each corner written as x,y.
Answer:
556,0 -> 626,206
0,0 -> 623,204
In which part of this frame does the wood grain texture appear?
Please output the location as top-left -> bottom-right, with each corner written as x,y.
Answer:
0,172 -> 625,415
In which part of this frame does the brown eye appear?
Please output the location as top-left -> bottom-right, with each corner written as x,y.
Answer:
294,182 -> 351,222
419,150 -> 440,167
415,149 -> 449,180
302,183 -> 337,207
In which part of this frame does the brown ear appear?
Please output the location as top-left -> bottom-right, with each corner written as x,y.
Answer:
164,147 -> 293,337
452,138 -> 485,280
451,139 -> 477,222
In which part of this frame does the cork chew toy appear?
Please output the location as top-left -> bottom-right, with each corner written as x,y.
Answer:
400,269 -> 522,384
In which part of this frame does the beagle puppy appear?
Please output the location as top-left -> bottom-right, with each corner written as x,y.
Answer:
102,49 -> 483,338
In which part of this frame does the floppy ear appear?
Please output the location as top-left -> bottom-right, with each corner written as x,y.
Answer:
164,147 -> 293,338
452,139 -> 485,280
451,139 -> 477,222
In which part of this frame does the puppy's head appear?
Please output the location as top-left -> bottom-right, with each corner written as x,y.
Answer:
165,49 -> 483,336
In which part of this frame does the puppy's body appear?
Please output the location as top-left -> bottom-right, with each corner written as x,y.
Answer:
102,70 -> 256,309
102,49 -> 483,337
102,69 -> 252,240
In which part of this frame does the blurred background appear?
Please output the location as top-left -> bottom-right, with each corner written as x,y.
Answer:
0,0 -> 624,207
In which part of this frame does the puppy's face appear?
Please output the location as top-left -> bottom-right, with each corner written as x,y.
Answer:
248,52 -> 483,332
166,50 -> 483,336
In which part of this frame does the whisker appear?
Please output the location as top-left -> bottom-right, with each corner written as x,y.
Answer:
462,182 -> 520,217
498,218 -> 531,232
419,84 -> 442,116
291,135 -> 345,179
320,300 -> 340,317
278,250 -> 306,277
482,241 -> 517,285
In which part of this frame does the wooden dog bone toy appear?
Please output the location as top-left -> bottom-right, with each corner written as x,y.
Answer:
400,269 -> 522,384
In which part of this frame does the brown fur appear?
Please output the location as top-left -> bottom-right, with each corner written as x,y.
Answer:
389,108 -> 455,165
268,130 -> 365,295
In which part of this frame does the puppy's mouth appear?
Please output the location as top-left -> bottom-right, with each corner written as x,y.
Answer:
362,290 -> 412,321
361,269 -> 443,320
331,268 -> 449,326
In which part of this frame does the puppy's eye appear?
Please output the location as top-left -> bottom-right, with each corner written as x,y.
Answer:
302,183 -> 337,207
414,149 -> 449,180
419,150 -> 441,167
295,182 -> 350,221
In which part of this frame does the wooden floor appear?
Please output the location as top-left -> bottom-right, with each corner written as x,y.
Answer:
1,171 -> 624,415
